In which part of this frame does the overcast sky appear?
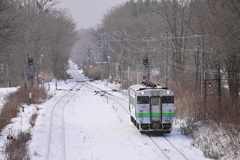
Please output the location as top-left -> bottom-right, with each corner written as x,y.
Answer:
56,0 -> 128,29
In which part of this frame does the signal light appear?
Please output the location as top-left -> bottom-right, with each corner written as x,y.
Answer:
208,81 -> 212,88
202,81 -> 205,87
202,80 -> 212,88
28,57 -> 33,65
143,57 -> 148,65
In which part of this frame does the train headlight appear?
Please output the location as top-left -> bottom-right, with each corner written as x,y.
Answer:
166,90 -> 170,94
141,91 -> 144,95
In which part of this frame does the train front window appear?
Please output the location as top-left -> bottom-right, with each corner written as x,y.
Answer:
137,96 -> 149,104
151,97 -> 160,105
162,96 -> 174,103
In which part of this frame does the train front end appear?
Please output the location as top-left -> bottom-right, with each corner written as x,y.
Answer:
129,83 -> 174,135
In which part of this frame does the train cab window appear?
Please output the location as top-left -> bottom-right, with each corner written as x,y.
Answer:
137,96 -> 149,104
151,97 -> 160,105
162,96 -> 174,103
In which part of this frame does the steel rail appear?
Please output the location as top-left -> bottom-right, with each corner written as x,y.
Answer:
46,80 -> 86,160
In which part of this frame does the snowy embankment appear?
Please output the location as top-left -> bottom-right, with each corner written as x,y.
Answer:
0,87 -> 19,110
0,87 -> 19,158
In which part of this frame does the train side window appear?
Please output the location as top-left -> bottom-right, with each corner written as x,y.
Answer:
162,96 -> 174,103
137,96 -> 149,104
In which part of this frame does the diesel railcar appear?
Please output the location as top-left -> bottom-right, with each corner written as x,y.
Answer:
129,82 -> 174,134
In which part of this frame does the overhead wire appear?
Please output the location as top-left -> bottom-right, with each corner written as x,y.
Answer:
125,32 -> 198,41
113,38 -> 200,72
115,32 -> 203,53
125,32 -> 144,41
100,32 -> 220,75
126,40 -> 144,52
110,46 -> 200,73
115,40 -> 143,53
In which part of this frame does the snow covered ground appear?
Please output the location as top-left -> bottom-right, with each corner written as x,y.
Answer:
0,61 -> 212,160
0,87 -> 19,110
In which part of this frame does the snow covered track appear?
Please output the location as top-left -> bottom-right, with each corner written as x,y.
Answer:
84,82 -> 129,113
46,82 -> 84,160
149,136 -> 188,160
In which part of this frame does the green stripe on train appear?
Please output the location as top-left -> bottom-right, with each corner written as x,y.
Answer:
136,113 -> 175,117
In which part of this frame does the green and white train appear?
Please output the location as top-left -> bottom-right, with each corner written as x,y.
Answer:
129,82 -> 174,135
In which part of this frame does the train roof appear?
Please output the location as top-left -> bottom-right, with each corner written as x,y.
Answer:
129,83 -> 168,92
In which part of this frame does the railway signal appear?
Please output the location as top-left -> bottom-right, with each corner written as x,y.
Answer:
118,69 -> 121,75
201,81 -> 205,87
143,57 -> 148,65
202,81 -> 212,88
28,57 -> 33,65
208,81 -> 212,88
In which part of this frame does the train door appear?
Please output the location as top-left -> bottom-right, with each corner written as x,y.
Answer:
150,96 -> 162,122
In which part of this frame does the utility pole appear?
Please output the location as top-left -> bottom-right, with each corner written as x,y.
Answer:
115,30 -> 126,86
86,45 -> 92,66
195,33 -> 206,94
202,80 -> 212,121
160,32 -> 173,88
104,31 -> 115,83
97,34 -> 107,81
217,59 -> 222,114
200,33 -> 205,94
202,78 -> 222,121
142,36 -> 154,82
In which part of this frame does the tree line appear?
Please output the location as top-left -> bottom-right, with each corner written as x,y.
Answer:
0,0 -> 78,87
83,0 -> 240,102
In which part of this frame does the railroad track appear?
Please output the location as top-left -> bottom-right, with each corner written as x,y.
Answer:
149,136 -> 188,160
46,69 -> 86,160
46,83 -> 81,160
84,81 -> 129,113
83,81 -> 188,160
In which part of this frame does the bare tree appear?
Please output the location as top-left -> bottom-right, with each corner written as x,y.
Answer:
0,0 -> 79,87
